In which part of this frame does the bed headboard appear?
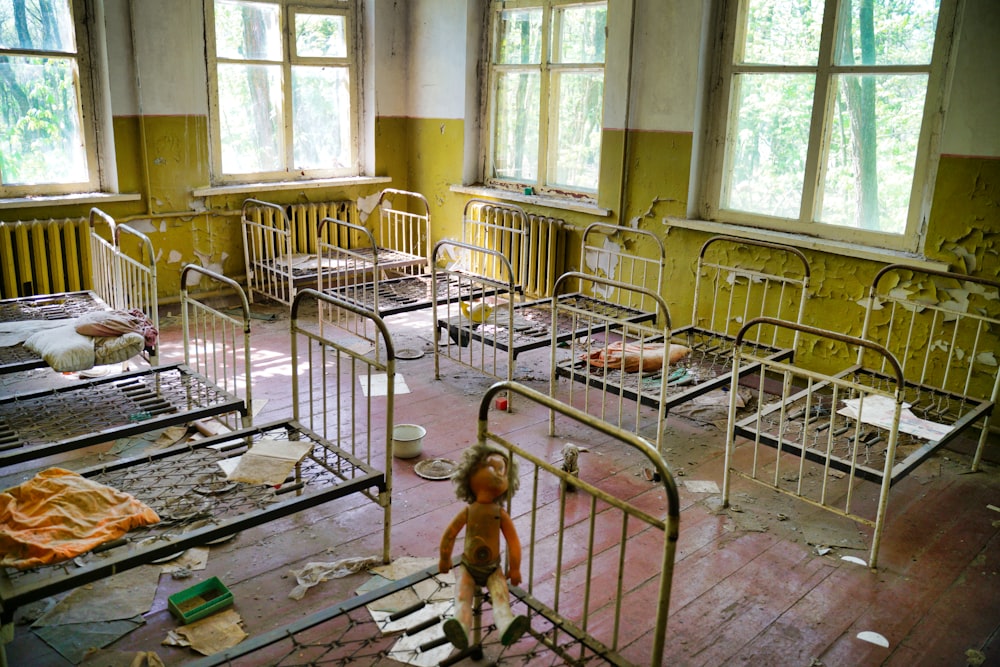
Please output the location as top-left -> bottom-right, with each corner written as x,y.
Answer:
481,380 -> 679,664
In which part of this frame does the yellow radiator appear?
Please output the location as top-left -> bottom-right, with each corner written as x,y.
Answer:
0,218 -> 92,299
287,201 -> 359,253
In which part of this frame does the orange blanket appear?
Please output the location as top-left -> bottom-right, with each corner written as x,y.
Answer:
584,341 -> 691,373
0,468 -> 160,570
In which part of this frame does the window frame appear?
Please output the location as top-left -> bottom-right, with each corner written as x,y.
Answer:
0,0 -> 107,198
204,0 -> 361,186
481,0 -> 607,201
699,0 -> 959,253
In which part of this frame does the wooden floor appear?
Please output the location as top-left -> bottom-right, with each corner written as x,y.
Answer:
3,301 -> 999,667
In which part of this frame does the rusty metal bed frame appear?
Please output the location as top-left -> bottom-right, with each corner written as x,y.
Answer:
433,221 -> 663,390
0,208 -> 159,374
241,190 -> 428,307
553,236 -> 811,433
187,381 -> 679,667
0,265 -> 249,469
0,289 -> 397,647
723,266 -> 1000,570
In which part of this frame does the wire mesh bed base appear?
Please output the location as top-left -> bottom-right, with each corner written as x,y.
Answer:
190,560 -> 645,667
0,419 -> 386,625
0,363 -> 246,468
439,293 -> 653,358
323,272 -> 486,317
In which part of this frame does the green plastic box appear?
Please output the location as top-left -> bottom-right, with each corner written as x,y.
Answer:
168,576 -> 234,624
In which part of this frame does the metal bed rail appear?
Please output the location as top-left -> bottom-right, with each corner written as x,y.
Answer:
550,272 -> 673,454
723,317 -> 907,570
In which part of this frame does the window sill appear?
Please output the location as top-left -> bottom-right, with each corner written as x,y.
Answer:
192,176 -> 391,198
450,184 -> 612,218
664,216 -> 950,272
0,192 -> 142,211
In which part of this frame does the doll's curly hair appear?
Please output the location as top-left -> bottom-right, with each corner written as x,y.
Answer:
451,441 -> 520,505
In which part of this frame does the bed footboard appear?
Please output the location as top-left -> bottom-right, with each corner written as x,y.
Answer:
187,381 -> 679,667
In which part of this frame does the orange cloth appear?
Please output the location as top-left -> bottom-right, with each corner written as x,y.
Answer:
584,341 -> 691,373
0,468 -> 160,570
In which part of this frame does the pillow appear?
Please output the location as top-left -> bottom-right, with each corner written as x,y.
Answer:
23,325 -> 95,372
93,332 -> 144,366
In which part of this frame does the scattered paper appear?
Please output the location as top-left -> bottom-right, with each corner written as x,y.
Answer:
683,480 -> 720,494
841,555 -> 868,567
223,438 -> 313,485
158,547 -> 209,575
857,630 -> 889,647
359,373 -> 410,396
837,395 -> 952,441
162,608 -> 246,655
287,555 -> 382,600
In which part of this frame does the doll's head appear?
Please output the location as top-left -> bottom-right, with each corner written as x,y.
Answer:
452,442 -> 519,505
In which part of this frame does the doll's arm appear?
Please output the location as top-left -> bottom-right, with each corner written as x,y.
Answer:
439,509 -> 468,574
500,510 -> 522,586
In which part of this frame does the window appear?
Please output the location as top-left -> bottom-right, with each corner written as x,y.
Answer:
484,0 -> 607,198
205,0 -> 358,183
0,0 -> 102,197
701,0 -> 957,251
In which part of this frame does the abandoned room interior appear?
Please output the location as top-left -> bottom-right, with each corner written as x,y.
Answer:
0,0 -> 998,665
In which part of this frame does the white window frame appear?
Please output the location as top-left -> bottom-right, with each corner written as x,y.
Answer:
0,0 -> 113,198
699,0 -> 959,253
204,0 -> 361,185
481,0 -> 607,201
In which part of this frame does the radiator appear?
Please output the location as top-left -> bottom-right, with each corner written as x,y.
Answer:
0,218 -> 91,299
463,204 -> 565,299
288,201 -> 359,253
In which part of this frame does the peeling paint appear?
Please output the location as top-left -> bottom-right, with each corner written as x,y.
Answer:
168,250 -> 183,264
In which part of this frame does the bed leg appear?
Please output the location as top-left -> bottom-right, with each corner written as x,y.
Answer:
0,621 -> 11,667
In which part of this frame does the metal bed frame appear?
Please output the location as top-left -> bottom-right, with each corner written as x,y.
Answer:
0,265 -> 249,469
553,235 -> 811,428
0,208 -> 159,374
723,266 -> 1000,570
0,289 -> 397,650
435,222 -> 665,381
241,189 -> 428,307
187,381 -> 679,667
548,272 -> 674,453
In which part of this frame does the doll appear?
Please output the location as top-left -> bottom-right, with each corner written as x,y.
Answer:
439,443 -> 529,650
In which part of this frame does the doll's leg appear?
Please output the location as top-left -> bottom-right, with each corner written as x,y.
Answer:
485,569 -> 529,646
443,565 -> 475,649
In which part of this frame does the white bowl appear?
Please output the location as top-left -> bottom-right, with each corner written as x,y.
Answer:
392,424 -> 426,459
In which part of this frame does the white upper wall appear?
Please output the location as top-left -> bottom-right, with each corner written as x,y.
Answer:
106,0 -> 208,116
940,0 -> 1000,157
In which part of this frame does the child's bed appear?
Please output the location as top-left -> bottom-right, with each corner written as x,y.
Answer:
0,265 -> 249,469
187,380 -> 680,667
241,189 -> 428,307
723,265 -> 1000,570
434,222 -> 665,384
0,288 -> 397,644
554,235 -> 811,422
0,208 -> 159,374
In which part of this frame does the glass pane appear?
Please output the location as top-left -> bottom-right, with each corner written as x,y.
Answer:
0,56 -> 86,184
553,3 -> 606,64
835,0 -> 939,66
492,71 -> 540,182
215,0 -> 281,61
295,12 -> 346,58
0,0 -> 75,52
496,8 -> 541,64
293,66 -> 351,170
820,74 -> 928,233
217,63 -> 283,174
725,73 -> 815,219
740,0 -> 822,66
549,71 -> 603,191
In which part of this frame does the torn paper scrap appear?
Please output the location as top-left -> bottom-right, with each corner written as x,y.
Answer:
162,608 -> 246,655
223,439 -> 313,485
837,395 -> 952,441
288,555 -> 382,600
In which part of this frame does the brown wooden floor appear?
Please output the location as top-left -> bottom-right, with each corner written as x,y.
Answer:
3,301 -> 999,666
